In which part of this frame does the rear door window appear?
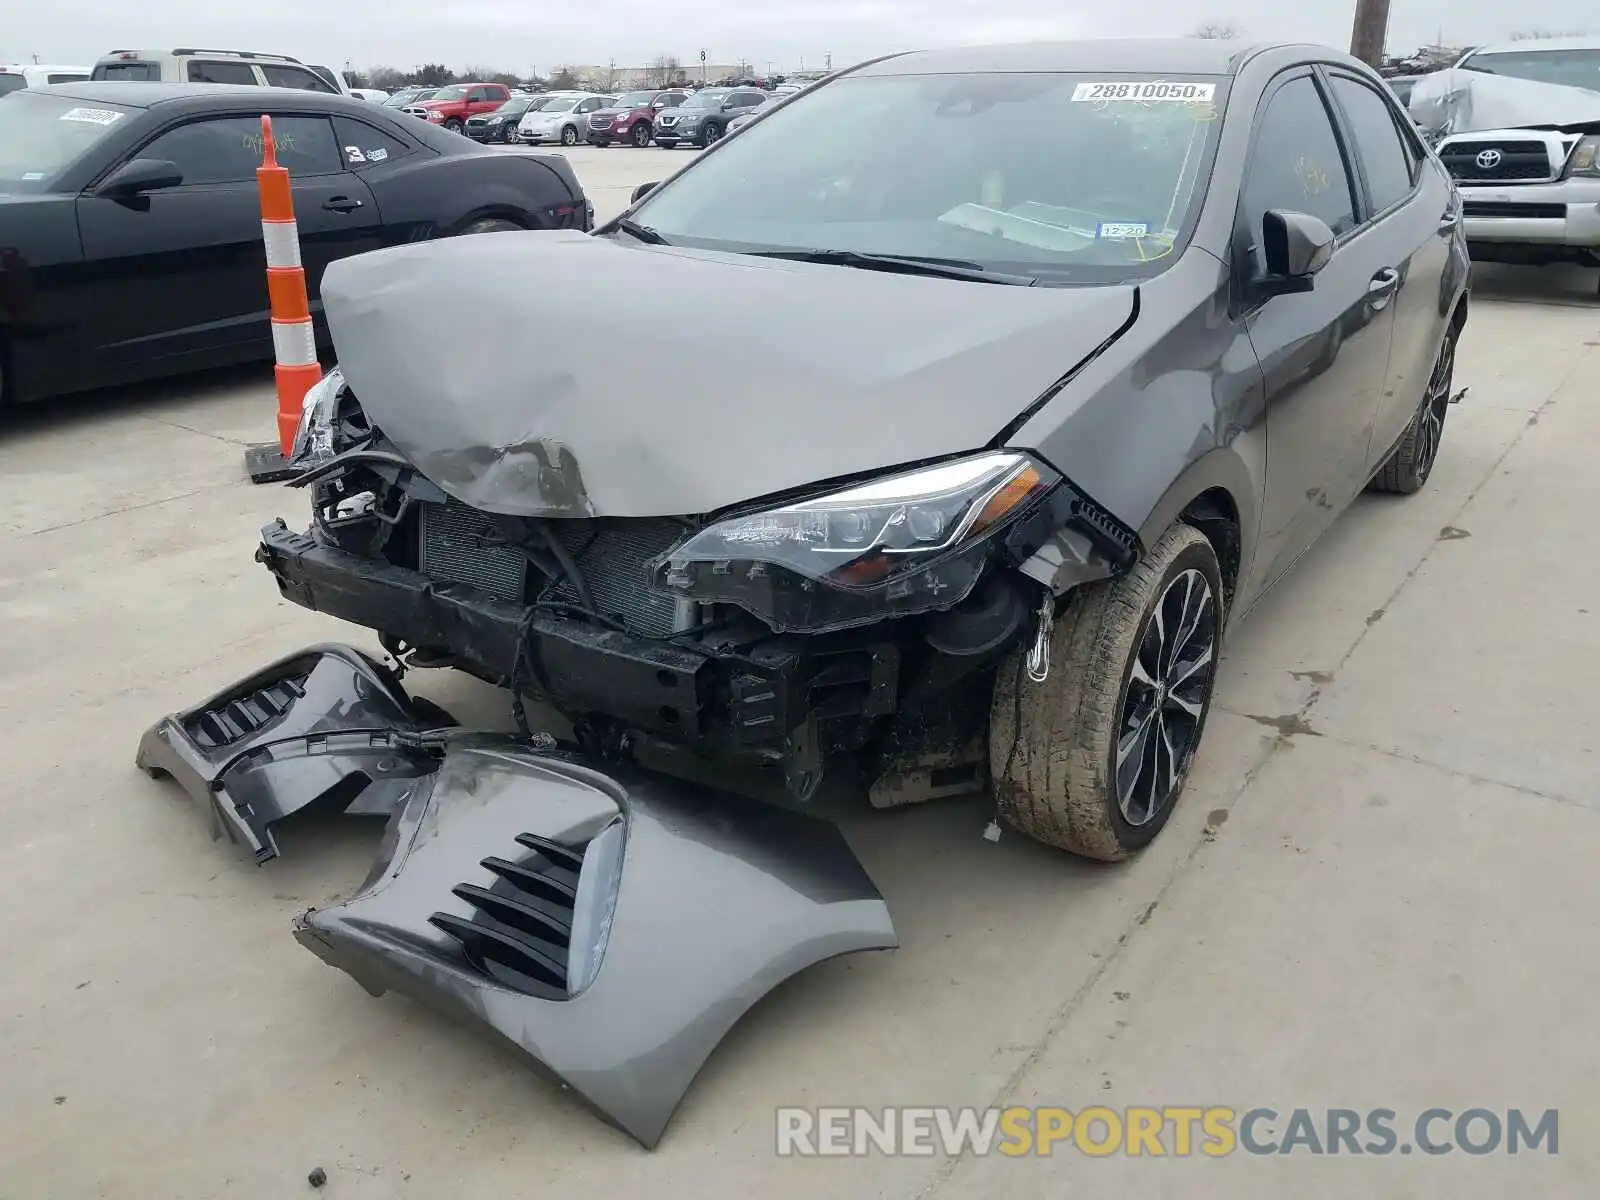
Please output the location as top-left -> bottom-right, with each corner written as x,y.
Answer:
47,73 -> 89,84
261,63 -> 337,92
187,60 -> 257,86
1328,74 -> 1417,215
331,115 -> 414,168
0,73 -> 25,95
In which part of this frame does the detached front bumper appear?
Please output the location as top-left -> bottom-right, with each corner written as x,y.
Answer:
136,645 -> 896,1147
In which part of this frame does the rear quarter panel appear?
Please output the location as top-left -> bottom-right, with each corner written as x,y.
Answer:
367,151 -> 582,235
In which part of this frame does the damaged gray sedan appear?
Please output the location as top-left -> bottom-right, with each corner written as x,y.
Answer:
259,38 -> 1470,860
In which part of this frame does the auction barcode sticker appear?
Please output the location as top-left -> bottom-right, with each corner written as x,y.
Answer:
59,107 -> 125,125
1071,81 -> 1216,103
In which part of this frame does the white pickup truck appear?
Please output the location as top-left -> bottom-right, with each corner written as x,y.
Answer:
1414,37 -> 1600,284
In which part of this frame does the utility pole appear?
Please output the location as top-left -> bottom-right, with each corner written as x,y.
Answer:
1349,0 -> 1392,67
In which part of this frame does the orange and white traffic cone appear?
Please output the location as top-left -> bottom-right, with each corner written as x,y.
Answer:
256,114 -> 323,459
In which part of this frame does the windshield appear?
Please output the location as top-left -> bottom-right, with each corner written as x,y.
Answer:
0,73 -> 25,95
614,91 -> 655,108
429,85 -> 470,101
0,90 -> 134,192
494,98 -> 532,114
536,97 -> 578,112
681,90 -> 727,109
1460,48 -> 1600,91
630,71 -> 1228,284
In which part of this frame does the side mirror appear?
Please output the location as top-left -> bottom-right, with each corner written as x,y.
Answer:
1254,209 -> 1335,298
631,181 -> 659,204
96,158 -> 184,198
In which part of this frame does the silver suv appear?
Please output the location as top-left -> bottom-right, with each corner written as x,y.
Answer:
90,48 -> 338,92
1427,37 -> 1600,276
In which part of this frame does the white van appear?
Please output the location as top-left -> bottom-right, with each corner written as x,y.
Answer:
90,48 -> 337,92
0,64 -> 91,94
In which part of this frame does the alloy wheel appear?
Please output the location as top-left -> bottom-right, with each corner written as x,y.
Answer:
1413,335 -> 1454,481
561,125 -> 577,146
1115,568 -> 1218,826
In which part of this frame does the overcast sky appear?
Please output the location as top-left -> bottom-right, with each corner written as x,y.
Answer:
4,0 -> 1594,75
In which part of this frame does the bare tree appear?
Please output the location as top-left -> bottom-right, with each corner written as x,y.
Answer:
549,66 -> 580,90
647,54 -> 684,87
367,66 -> 407,90
1191,20 -> 1242,39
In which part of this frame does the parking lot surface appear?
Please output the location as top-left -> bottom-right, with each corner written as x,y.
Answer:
1,147 -> 1596,1198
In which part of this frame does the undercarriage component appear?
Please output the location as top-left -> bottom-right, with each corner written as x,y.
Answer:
135,644 -> 451,863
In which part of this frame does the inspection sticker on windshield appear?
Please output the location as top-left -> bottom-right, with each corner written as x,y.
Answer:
1071,81 -> 1215,103
59,107 -> 125,125
1097,221 -> 1150,239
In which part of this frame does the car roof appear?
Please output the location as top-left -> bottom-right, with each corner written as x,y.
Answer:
854,38 -> 1271,77
1463,35 -> 1600,56
31,81 -> 369,110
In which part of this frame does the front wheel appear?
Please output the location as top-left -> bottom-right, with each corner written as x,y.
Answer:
990,523 -> 1224,860
700,122 -> 724,146
444,118 -> 463,133
500,125 -> 518,143
560,124 -> 578,146
630,121 -> 652,148
1369,328 -> 1456,495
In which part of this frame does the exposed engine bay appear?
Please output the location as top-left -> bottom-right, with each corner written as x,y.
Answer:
262,373 -> 1135,807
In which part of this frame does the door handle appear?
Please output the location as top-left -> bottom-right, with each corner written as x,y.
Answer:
1367,268 -> 1400,310
323,196 -> 363,213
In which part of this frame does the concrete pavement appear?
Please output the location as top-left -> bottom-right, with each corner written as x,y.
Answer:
0,155 -> 1596,1196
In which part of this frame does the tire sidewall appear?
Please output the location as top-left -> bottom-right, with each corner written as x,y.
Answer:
1101,535 -> 1225,851
561,124 -> 577,146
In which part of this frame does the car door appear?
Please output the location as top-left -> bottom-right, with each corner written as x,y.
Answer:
1322,69 -> 1454,473
1236,70 -> 1398,588
74,113 -> 381,370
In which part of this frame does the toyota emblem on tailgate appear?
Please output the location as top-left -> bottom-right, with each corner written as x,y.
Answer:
1476,148 -> 1503,169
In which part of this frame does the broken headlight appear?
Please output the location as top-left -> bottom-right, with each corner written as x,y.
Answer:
652,451 -> 1059,633
288,366 -> 345,467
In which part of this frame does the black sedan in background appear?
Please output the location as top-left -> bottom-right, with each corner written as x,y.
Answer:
0,83 -> 590,406
464,95 -> 538,143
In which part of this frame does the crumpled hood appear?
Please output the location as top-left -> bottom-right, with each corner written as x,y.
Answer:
1410,68 -> 1600,136
318,231 -> 1135,517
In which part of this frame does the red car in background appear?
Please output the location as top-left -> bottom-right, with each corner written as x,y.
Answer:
586,89 -> 688,147
404,82 -> 512,133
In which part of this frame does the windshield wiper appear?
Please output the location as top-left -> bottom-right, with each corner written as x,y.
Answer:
613,218 -> 670,245
746,248 -> 1037,286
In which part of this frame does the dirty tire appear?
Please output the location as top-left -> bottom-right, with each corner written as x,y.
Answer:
1370,328 -> 1456,495
990,523 -> 1223,861
456,217 -> 522,235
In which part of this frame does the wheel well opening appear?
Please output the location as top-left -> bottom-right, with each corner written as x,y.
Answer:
1181,488 -> 1241,606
